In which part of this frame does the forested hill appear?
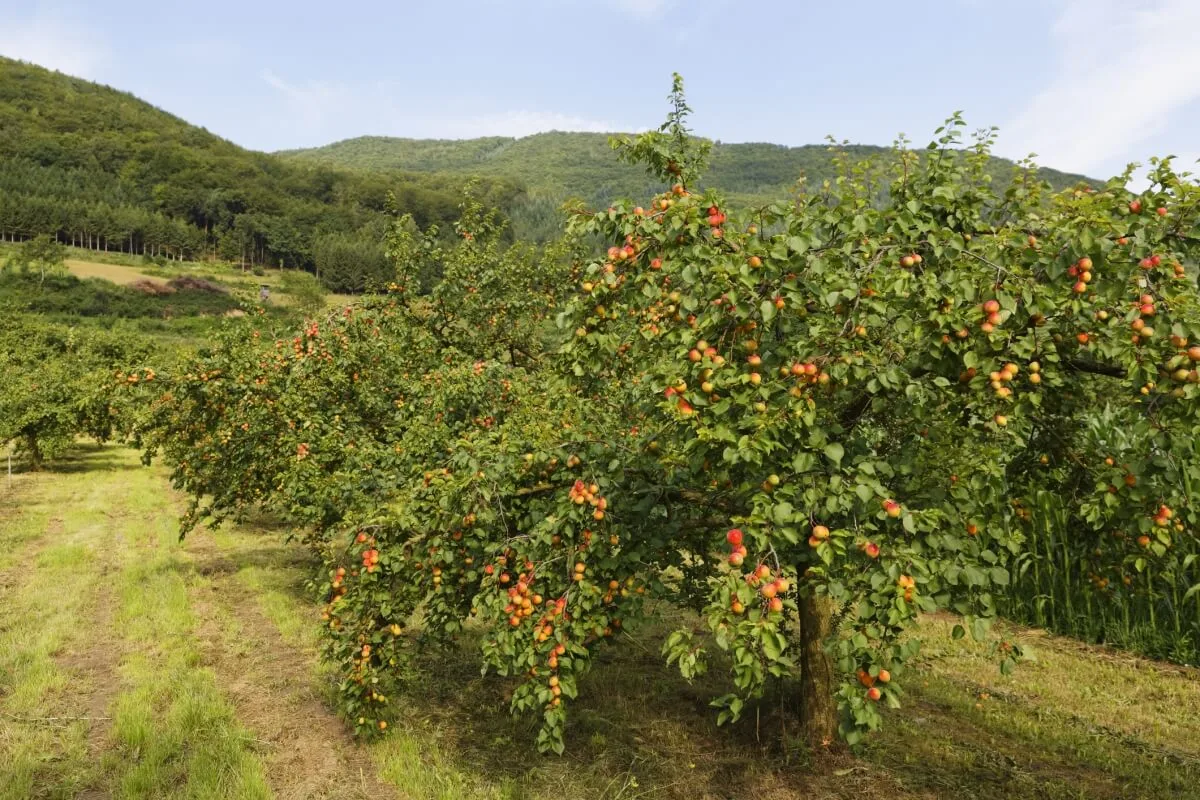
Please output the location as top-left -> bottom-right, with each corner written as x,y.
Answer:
0,57 -> 519,269
279,131 -> 1095,207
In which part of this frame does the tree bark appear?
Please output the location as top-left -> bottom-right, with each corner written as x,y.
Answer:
24,433 -> 42,471
798,592 -> 837,747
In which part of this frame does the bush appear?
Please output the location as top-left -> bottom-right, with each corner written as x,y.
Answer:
0,272 -> 241,318
0,315 -> 154,466
279,270 -> 328,314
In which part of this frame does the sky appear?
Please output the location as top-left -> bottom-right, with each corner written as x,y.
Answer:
1,0 -> 1199,181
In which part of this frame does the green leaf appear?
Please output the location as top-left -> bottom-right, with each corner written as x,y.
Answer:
824,443 -> 844,467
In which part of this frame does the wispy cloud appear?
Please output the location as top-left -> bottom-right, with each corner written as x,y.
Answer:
438,110 -> 623,138
606,0 -> 676,21
260,70 -> 348,117
1001,0 -> 1200,176
259,69 -> 632,145
0,11 -> 110,79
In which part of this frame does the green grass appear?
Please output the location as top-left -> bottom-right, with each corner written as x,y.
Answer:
0,449 -> 123,799
4,444 -> 1200,799
0,446 -> 271,799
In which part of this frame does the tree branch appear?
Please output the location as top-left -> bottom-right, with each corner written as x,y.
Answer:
1063,357 -> 1127,379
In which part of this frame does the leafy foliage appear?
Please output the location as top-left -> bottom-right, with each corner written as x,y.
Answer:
0,315 -> 154,465
278,270 -> 329,315
313,234 -> 392,294
2,233 -> 66,282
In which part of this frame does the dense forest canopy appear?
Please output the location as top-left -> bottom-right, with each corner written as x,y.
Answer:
0,57 -> 521,271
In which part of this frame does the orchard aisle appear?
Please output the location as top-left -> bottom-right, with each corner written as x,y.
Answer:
0,445 -> 395,800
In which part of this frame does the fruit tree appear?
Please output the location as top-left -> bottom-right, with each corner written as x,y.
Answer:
131,77 -> 1200,752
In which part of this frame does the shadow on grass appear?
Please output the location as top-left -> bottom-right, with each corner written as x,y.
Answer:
381,610 -> 891,800
30,444 -> 148,475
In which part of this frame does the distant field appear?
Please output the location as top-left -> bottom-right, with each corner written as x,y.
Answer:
64,259 -> 163,286
2,444 -> 1198,799
49,252 -> 356,310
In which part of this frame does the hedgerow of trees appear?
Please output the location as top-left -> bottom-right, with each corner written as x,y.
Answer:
0,315 -> 155,466
121,78 -> 1200,756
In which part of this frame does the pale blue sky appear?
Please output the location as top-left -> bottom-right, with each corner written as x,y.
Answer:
2,0 -> 1199,180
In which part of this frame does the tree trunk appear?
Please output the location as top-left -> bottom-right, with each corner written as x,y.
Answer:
798,592 -> 837,747
24,433 -> 42,471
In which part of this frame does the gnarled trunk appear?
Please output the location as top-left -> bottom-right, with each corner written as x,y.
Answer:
798,592 -> 837,747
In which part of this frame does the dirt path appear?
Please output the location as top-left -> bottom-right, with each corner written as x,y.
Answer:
183,528 -> 397,800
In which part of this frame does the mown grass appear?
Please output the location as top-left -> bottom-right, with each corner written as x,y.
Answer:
0,447 -> 272,799
99,463 -> 271,799
0,454 -> 105,799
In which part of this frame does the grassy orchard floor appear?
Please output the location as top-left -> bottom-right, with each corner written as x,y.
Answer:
1,445 -> 1199,799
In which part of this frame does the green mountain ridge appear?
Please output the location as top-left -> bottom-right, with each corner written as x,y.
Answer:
0,55 -> 1096,260
278,130 -> 1095,208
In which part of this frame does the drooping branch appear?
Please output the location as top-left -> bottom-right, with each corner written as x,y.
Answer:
1062,357 -> 1127,379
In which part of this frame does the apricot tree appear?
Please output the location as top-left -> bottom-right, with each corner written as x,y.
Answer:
133,78 -> 1200,753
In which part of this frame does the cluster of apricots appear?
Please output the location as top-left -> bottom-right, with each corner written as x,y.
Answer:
362,547 -> 380,573
568,479 -> 608,520
808,524 -> 830,549
858,666 -> 891,702
1160,334 -> 1200,389
743,562 -> 788,614
1067,256 -> 1095,295
1152,504 -> 1178,531
987,361 -> 1025,400
979,298 -> 1003,334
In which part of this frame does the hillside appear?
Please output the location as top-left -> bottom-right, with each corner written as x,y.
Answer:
279,131 -> 1095,207
0,57 -> 519,269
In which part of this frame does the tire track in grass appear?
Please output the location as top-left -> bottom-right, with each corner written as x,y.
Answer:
93,455 -> 272,800
0,445 -> 272,799
0,448 -> 139,800
182,527 -> 398,800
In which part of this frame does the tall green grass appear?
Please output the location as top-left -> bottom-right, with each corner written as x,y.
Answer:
1002,490 -> 1200,665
